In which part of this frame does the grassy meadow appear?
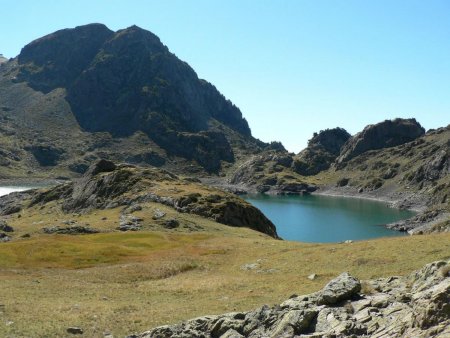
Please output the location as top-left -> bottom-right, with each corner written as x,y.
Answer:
0,210 -> 449,337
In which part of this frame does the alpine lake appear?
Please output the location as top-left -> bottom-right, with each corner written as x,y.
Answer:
244,193 -> 415,243
0,186 -> 415,243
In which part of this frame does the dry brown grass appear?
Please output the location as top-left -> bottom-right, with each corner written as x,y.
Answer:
0,217 -> 449,337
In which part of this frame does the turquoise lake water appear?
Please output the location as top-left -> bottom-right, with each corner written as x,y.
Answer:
244,194 -> 415,243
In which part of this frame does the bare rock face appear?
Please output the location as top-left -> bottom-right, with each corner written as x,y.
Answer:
336,118 -> 425,164
24,145 -> 65,166
13,24 -> 252,173
17,24 -> 114,93
410,148 -> 450,184
292,128 -> 351,176
318,272 -> 361,305
134,260 -> 450,338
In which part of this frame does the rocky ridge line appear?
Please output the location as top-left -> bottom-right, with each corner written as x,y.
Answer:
335,118 -> 425,164
133,260 -> 450,338
6,23 -> 258,173
0,160 -> 279,238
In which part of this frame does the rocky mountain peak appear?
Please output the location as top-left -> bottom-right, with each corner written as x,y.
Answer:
17,23 -> 114,92
307,127 -> 351,155
292,128 -> 351,176
7,23 -> 254,173
336,118 -> 425,163
105,25 -> 168,56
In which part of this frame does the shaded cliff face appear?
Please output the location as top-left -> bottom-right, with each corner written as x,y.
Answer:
9,23 -> 254,173
17,24 -> 114,93
292,128 -> 351,176
66,25 -> 250,137
336,118 -> 425,164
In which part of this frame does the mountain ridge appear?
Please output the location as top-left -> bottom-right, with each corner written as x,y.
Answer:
225,119 -> 449,234
0,24 -> 448,235
0,23 -> 262,175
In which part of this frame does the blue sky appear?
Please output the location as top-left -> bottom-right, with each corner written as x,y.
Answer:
1,0 -> 449,151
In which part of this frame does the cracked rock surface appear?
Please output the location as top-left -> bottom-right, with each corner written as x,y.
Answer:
133,260 -> 450,338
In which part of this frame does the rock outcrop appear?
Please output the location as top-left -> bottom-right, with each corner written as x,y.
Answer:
336,118 -> 425,164
24,145 -> 65,166
292,128 -> 351,176
135,260 -> 450,338
387,209 -> 450,235
228,151 -> 317,195
1,160 -> 278,238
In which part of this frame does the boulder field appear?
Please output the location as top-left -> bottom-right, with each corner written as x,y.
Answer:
134,260 -> 450,338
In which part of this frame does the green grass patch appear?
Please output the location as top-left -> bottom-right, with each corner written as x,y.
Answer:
0,232 -> 210,269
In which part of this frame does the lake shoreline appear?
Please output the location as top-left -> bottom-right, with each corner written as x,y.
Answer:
1,177 -> 443,236
204,178 -> 424,212
312,186 -> 448,235
207,177 -> 444,235
312,186 -> 424,213
243,193 -> 412,243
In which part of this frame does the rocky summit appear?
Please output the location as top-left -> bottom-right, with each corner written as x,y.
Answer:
336,118 -> 425,164
135,260 -> 450,338
292,128 -> 351,176
0,24 -> 265,176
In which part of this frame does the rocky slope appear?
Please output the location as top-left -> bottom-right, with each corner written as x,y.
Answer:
0,24 -> 266,177
0,160 -> 278,239
228,119 -> 432,193
228,118 -> 428,192
225,119 -> 449,233
292,128 -> 351,176
228,150 -> 317,195
321,125 -> 450,233
135,260 -> 450,338
336,118 -> 425,164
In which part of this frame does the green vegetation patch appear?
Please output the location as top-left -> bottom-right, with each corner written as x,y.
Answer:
0,232 -> 211,269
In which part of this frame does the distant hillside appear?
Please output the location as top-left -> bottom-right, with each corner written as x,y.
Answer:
0,24 -> 265,177
228,119 -> 449,233
0,25 -> 447,234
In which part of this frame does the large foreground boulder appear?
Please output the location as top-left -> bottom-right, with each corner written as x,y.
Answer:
134,260 -> 450,337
